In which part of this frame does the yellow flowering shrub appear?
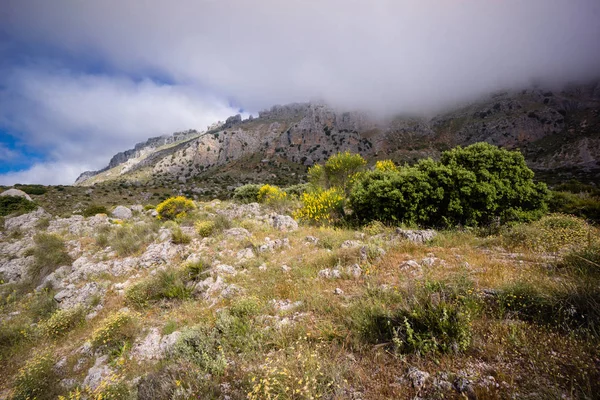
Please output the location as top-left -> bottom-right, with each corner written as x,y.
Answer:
39,306 -> 85,338
503,213 -> 597,253
195,220 -> 216,237
13,351 -> 57,400
374,159 -> 397,172
247,338 -> 335,400
155,196 -> 196,220
257,184 -> 287,204
293,188 -> 344,225
59,374 -> 131,400
91,310 -> 137,350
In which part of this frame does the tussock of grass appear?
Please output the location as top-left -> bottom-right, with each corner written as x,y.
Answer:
27,233 -> 72,284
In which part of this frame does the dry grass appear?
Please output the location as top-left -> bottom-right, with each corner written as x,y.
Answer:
2,200 -> 599,399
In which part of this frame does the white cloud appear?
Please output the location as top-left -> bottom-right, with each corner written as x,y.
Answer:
3,0 -> 600,114
0,67 -> 240,185
0,161 -> 85,186
1,0 -> 599,185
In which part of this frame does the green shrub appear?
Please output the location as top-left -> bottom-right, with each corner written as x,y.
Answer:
350,143 -> 548,227
28,233 -> 72,283
351,285 -> 472,355
173,325 -> 227,375
171,226 -> 191,244
561,245 -> 600,277
496,280 -> 600,334
283,183 -> 310,198
91,310 -> 137,350
156,196 -> 196,220
109,222 -> 158,257
83,204 -> 109,217
26,289 -> 57,321
0,321 -> 31,354
39,306 -> 85,337
548,191 -> 600,223
35,217 -> 50,230
14,184 -> 48,195
233,184 -> 261,203
184,259 -> 211,280
13,352 -> 58,400
0,196 -> 36,217
502,214 -> 595,253
125,269 -> 191,308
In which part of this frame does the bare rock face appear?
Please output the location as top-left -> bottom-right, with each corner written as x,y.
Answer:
54,282 -> 105,310
0,188 -> 32,201
396,229 -> 437,244
269,214 -> 298,231
83,356 -> 113,390
130,328 -> 181,362
3,207 -> 50,231
111,205 -> 133,220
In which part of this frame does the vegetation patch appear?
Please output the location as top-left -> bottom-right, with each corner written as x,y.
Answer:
27,233 -> 72,284
0,196 -> 36,217
156,196 -> 196,220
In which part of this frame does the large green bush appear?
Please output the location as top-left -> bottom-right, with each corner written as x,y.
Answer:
233,184 -> 261,203
350,143 -> 548,227
0,196 -> 36,217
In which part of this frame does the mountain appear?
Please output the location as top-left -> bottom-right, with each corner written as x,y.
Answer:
75,82 -> 600,187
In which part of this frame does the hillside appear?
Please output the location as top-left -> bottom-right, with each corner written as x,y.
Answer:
1,192 -> 599,399
76,82 -> 600,188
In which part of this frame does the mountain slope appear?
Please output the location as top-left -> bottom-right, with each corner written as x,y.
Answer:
76,82 -> 600,187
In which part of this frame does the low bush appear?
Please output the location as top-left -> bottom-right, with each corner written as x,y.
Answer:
195,220 -> 216,237
184,259 -> 211,280
125,269 -> 191,308
283,183 -> 311,198
83,204 -> 109,217
503,213 -> 595,253
170,226 -> 191,244
14,184 -> 48,195
26,289 -> 57,322
156,196 -> 196,220
495,280 -> 600,334
91,310 -> 137,350
548,191 -> 600,223
0,196 -> 36,217
257,184 -> 287,204
108,222 -> 158,257
28,233 -> 72,283
247,337 -> 337,400
351,285 -> 473,355
12,352 -> 58,400
173,324 -> 227,375
39,306 -> 85,337
233,184 -> 261,203
195,214 -> 231,237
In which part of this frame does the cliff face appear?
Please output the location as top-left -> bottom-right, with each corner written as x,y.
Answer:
76,82 -> 600,186
74,129 -> 203,184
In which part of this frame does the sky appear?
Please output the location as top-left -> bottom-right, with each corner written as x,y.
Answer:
1,0 -> 599,185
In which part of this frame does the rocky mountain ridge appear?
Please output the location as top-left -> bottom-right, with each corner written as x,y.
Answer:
76,82 -> 600,186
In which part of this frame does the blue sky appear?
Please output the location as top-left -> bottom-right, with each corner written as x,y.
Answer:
1,0 -> 599,185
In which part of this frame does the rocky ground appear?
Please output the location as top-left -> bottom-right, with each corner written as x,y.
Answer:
1,199 -> 599,399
